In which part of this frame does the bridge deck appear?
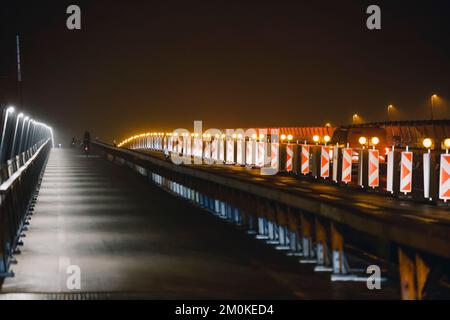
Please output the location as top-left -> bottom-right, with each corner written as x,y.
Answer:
0,148 -> 398,299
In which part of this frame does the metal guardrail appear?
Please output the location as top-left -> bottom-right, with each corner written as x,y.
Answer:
0,104 -> 54,277
0,139 -> 51,277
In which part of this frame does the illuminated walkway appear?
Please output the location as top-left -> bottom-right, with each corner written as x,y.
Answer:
0,149 -> 398,299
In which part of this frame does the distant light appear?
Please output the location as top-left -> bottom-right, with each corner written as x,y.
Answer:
252,134 -> 257,140
325,123 -> 331,128
324,135 -> 331,143
237,134 -> 243,139
359,137 -> 367,145
259,134 -> 265,140
215,134 -> 220,139
18,113 -> 24,118
280,134 -> 287,141
221,134 -> 226,139
287,135 -> 293,142
232,134 -> 237,139
371,137 -> 380,146
423,138 -> 433,149
444,138 -> 450,149
313,135 -> 320,143
7,106 -> 15,113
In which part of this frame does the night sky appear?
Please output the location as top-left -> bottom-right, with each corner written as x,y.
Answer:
1,1 -> 450,145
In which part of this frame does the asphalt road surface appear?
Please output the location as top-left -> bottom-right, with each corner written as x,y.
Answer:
0,148 -> 399,299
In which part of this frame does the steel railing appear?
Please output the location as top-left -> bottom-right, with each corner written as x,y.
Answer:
0,105 -> 53,277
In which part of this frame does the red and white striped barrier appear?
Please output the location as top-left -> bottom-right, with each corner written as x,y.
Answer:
400,151 -> 413,194
301,145 -> 310,175
341,148 -> 352,183
286,144 -> 294,172
368,149 -> 379,188
321,146 -> 330,178
271,143 -> 279,170
439,154 -> 450,201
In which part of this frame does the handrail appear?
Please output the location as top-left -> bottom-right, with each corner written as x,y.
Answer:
0,139 -> 51,193
0,139 -> 52,277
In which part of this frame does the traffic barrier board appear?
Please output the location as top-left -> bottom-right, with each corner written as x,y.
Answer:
400,151 -> 413,194
368,149 -> 379,188
341,148 -> 352,183
439,154 -> 450,201
301,145 -> 310,175
321,146 -> 330,178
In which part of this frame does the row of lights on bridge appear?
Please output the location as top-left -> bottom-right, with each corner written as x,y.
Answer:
3,106 -> 54,148
119,131 -> 450,152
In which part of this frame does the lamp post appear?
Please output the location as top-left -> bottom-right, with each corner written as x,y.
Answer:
431,95 -> 438,120
387,105 -> 393,122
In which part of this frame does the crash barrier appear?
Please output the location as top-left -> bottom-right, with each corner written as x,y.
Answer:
0,105 -> 54,277
121,132 -> 450,205
95,142 -> 450,299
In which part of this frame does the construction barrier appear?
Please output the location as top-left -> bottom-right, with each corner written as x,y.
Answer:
439,153 -> 450,201
341,148 -> 352,183
321,146 -> 330,178
368,149 -> 379,188
301,145 -> 310,175
271,143 -> 279,171
286,144 -> 294,172
400,151 -> 413,194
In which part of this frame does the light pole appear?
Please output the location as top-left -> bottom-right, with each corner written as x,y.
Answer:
10,113 -> 24,159
387,105 -> 393,122
431,94 -> 438,121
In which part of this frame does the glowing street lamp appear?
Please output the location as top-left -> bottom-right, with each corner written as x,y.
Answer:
371,137 -> 379,146
287,135 -> 293,143
323,135 -> 331,145
313,135 -> 320,145
444,138 -> 450,153
423,138 -> 433,150
280,134 -> 287,142
359,136 -> 367,148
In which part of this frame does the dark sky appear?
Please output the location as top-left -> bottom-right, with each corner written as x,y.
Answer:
1,0 -> 450,144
